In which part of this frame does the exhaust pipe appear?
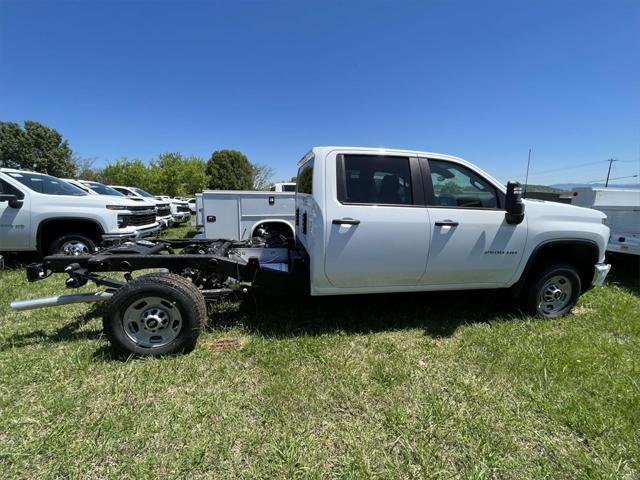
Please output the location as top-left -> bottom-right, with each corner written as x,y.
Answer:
10,292 -> 113,311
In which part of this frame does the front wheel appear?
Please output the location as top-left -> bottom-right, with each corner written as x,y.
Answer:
49,233 -> 96,256
523,263 -> 582,318
103,273 -> 207,357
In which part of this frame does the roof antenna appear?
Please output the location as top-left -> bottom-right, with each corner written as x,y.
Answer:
523,148 -> 532,198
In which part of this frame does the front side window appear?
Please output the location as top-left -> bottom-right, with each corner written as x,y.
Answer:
428,160 -> 498,208
339,155 -> 413,205
297,158 -> 314,195
0,178 -> 25,199
7,172 -> 87,196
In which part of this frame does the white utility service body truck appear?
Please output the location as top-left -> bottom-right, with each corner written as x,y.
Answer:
571,187 -> 640,256
198,190 -> 295,240
0,168 -> 160,255
12,147 -> 611,357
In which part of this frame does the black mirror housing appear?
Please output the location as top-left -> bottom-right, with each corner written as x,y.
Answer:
0,194 -> 23,209
505,181 -> 525,224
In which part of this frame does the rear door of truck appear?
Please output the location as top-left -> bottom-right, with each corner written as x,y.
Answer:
323,152 -> 430,288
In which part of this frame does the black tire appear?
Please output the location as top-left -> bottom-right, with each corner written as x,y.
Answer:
103,273 -> 207,357
523,263 -> 582,318
49,233 -> 96,256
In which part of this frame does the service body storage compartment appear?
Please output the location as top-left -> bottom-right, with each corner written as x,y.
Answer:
202,190 -> 296,240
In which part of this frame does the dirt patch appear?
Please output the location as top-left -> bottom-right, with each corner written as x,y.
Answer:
207,338 -> 243,353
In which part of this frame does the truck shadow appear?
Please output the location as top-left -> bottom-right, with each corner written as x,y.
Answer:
0,304 -> 103,353
606,253 -> 640,295
211,288 -> 521,340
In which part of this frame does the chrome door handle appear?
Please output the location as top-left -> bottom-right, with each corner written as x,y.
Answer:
435,220 -> 459,227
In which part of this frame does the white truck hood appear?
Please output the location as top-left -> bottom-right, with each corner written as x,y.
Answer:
523,198 -> 607,224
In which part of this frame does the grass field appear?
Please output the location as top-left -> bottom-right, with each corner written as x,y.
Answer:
1,220 -> 639,478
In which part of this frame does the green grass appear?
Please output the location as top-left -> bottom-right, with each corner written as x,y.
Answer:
1,225 -> 639,478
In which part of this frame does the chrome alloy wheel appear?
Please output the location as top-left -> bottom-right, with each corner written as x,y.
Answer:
537,275 -> 573,316
122,296 -> 183,348
61,240 -> 91,256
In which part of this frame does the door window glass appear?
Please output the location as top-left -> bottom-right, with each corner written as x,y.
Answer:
340,155 -> 413,205
429,160 -> 498,208
0,179 -> 25,199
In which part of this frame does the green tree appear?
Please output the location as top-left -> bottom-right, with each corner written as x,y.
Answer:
0,120 -> 76,177
206,150 -> 253,190
101,158 -> 152,191
150,152 -> 209,196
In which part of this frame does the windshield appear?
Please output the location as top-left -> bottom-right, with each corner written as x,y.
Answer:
132,187 -> 155,198
7,172 -> 87,196
83,181 -> 124,196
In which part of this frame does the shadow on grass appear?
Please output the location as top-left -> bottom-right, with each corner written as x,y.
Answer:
209,288 -> 521,340
0,303 -> 104,352
606,253 -> 640,295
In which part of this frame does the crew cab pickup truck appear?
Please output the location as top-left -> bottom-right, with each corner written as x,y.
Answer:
0,168 -> 160,255
12,147 -> 611,357
109,186 -> 173,228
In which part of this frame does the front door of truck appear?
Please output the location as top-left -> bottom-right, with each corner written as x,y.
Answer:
420,159 -> 527,286
324,153 -> 430,288
0,177 -> 30,251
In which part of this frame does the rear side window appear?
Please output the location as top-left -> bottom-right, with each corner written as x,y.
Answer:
282,184 -> 296,192
339,155 -> 413,205
297,158 -> 314,195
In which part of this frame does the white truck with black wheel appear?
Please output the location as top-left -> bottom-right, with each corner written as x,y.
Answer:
12,147 -> 611,357
0,168 -> 160,255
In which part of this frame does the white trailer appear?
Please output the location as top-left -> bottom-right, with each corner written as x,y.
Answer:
572,187 -> 640,256
200,190 -> 295,240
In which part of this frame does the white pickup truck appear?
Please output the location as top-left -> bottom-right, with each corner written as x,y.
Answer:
0,168 -> 160,255
12,147 -> 611,357
109,186 -> 173,228
155,196 -> 191,225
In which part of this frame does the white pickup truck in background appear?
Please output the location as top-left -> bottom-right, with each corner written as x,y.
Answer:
12,146 -> 612,357
198,190 -> 295,240
110,185 -> 173,228
155,195 -> 191,225
0,168 -> 160,255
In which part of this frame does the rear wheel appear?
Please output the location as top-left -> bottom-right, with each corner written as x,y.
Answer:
103,273 -> 207,357
523,263 -> 581,318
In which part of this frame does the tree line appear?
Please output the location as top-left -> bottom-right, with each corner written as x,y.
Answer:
0,120 -> 276,196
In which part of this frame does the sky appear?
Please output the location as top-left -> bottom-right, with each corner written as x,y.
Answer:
1,0 -> 639,185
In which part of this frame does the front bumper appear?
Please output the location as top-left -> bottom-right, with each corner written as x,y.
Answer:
592,263 -> 611,286
157,216 -> 174,229
102,224 -> 161,242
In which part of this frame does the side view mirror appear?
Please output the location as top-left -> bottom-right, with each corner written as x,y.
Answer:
0,194 -> 23,209
505,181 -> 524,225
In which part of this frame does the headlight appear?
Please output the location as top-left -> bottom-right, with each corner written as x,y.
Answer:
117,214 -> 131,228
106,205 -> 129,210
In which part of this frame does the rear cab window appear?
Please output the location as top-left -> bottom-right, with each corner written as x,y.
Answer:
297,158 -> 314,195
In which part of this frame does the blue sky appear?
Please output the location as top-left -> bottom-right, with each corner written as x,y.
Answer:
1,0 -> 638,185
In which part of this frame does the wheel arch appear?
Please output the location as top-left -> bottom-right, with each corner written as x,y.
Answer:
37,217 -> 105,254
250,219 -> 295,239
511,238 -> 599,297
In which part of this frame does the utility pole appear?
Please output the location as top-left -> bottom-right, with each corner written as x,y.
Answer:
605,158 -> 617,187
